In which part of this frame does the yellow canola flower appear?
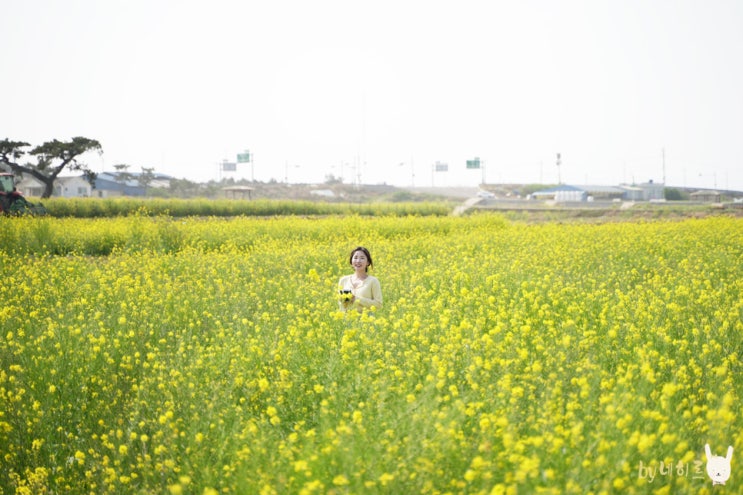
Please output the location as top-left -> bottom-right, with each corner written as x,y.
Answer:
332,474 -> 349,486
258,378 -> 270,391
378,473 -> 395,485
1,215 -> 741,494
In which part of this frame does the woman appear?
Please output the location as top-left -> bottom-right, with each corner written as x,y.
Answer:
338,246 -> 383,312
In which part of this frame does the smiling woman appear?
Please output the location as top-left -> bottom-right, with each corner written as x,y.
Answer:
337,246 -> 383,312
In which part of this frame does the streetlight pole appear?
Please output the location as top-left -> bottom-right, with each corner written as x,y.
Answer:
411,157 -> 415,187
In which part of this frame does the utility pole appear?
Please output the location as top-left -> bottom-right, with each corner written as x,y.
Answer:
411,157 -> 415,187
556,153 -> 562,184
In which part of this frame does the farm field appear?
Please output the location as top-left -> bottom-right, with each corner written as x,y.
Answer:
1,214 -> 741,494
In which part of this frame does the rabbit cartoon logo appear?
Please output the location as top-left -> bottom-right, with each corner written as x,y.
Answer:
705,444 -> 733,486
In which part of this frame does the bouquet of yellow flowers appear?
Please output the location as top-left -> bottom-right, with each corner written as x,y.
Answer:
338,287 -> 353,302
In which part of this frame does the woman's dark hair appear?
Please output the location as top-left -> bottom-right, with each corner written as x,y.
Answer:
349,246 -> 373,271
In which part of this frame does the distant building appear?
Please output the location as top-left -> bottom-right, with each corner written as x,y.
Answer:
93,172 -> 145,197
223,186 -> 254,200
531,181 -> 665,202
93,171 -> 173,198
580,185 -> 626,201
690,190 -> 722,202
310,189 -> 335,198
619,185 -> 644,201
17,175 -> 93,198
636,180 -> 665,201
17,171 -> 173,198
531,185 -> 586,202
16,176 -> 42,197
56,176 -> 93,197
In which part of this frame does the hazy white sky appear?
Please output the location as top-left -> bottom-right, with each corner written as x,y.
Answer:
2,0 -> 742,190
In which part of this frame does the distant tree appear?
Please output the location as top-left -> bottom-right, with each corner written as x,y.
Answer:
664,188 -> 685,201
169,178 -> 202,198
138,167 -> 155,196
0,137 -> 102,198
324,174 -> 342,185
113,164 -> 134,185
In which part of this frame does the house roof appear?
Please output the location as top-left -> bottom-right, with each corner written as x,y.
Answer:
581,185 -> 625,194
98,171 -> 173,188
532,184 -> 584,195
690,190 -> 721,196
222,186 -> 254,191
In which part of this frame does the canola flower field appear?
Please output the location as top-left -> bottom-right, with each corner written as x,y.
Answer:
0,214 -> 741,494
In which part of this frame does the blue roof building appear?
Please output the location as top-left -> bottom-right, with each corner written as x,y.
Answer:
93,171 -> 174,198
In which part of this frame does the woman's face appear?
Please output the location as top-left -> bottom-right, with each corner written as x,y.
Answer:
351,251 -> 370,271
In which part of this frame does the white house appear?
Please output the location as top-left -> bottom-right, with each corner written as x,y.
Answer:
17,175 -> 93,198
56,176 -> 93,197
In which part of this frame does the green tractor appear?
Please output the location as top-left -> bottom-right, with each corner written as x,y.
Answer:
0,173 -> 48,215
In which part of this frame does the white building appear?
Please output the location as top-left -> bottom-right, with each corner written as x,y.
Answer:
18,171 -> 173,198
17,175 -> 93,198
